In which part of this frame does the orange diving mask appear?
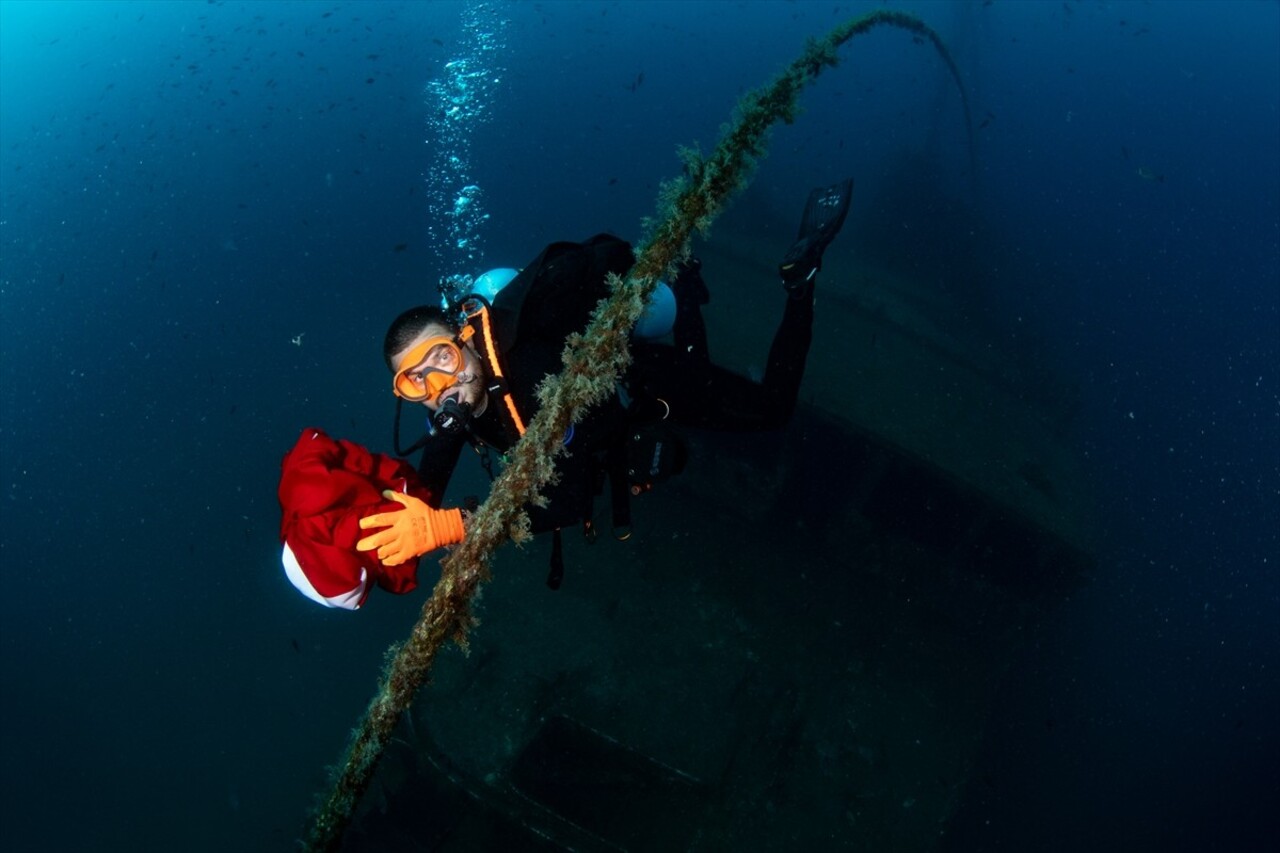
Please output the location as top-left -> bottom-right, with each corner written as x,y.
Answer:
392,327 -> 475,403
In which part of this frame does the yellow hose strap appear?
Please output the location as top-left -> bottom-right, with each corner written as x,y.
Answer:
473,303 -> 526,437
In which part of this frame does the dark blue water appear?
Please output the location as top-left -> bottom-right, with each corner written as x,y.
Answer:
1,2 -> 1276,851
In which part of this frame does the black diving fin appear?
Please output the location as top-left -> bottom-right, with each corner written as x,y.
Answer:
778,178 -> 853,291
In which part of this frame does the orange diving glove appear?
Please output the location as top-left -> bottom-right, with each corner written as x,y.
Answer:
356,490 -> 466,567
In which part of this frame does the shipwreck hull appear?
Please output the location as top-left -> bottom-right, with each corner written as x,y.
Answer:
345,234 -> 1093,851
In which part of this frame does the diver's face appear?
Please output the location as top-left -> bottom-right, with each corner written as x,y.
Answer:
393,322 -> 489,416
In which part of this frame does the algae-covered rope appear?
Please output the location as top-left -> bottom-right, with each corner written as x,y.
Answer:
302,10 -> 967,851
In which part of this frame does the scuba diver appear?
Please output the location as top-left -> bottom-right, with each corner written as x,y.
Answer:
279,180 -> 852,608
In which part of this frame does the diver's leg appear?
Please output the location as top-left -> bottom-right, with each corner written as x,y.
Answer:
674,282 -> 814,432
629,302 -> 808,432
670,256 -> 710,370
757,285 -> 815,425
755,179 -> 855,423
623,257 -> 714,421
631,179 -> 850,432
627,257 -> 747,429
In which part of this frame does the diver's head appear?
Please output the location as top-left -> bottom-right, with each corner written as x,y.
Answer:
383,305 -> 489,419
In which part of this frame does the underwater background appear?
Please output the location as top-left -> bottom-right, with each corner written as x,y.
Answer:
1,1 -> 1276,851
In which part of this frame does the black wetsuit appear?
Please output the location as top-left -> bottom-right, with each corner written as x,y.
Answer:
415,233 -> 815,533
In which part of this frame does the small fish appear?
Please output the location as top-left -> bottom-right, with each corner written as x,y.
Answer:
1137,166 -> 1165,183
291,638 -> 301,653
1122,146 -> 1130,160
607,177 -> 618,186
432,38 -> 443,47
393,243 -> 408,252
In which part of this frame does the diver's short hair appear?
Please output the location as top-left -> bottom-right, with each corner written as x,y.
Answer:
382,304 -> 452,371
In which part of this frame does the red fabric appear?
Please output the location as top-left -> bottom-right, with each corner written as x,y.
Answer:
278,427 -> 434,604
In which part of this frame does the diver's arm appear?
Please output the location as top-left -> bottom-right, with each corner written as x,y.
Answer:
416,430 -> 466,508
357,491 -> 466,567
